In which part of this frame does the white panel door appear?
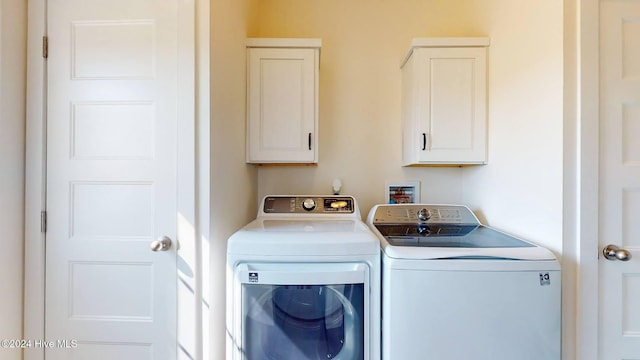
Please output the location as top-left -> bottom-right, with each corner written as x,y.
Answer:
45,0 -> 188,358
599,1 -> 640,359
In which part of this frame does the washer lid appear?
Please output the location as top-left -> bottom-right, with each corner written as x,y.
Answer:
375,224 -> 555,260
375,224 -> 534,248
367,204 -> 557,261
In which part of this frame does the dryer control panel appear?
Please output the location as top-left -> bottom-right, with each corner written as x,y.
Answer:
263,196 -> 355,214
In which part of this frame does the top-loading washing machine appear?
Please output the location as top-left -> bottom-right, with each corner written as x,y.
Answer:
227,195 -> 380,360
367,204 -> 561,360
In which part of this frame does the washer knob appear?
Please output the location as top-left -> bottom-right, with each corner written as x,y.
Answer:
417,225 -> 430,235
302,198 -> 316,211
417,208 -> 430,221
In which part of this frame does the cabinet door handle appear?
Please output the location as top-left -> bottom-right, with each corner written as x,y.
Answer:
422,133 -> 427,151
308,133 -> 312,150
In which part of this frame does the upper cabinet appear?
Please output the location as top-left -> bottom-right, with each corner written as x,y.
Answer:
246,38 -> 321,164
401,38 -> 489,166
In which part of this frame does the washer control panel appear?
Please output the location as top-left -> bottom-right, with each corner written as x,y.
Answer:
371,204 -> 479,225
263,196 -> 355,214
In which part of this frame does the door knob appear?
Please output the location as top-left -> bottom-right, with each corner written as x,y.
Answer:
602,244 -> 631,261
150,236 -> 172,252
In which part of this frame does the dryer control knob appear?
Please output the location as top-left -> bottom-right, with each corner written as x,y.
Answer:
302,198 -> 316,211
417,208 -> 431,221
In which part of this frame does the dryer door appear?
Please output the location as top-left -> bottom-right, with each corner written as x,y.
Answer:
230,263 -> 368,360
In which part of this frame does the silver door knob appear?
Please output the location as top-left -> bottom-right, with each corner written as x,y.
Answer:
603,244 -> 631,261
150,236 -> 172,251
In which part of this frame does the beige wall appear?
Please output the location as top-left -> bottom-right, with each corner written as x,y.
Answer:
251,0 -> 472,211
0,1 -> 26,358
462,1 -> 563,254
210,0 -> 258,358
249,0 -> 563,253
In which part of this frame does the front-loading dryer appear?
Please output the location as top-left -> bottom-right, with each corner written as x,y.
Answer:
367,204 -> 561,360
227,195 -> 380,360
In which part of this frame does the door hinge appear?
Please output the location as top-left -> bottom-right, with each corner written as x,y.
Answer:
42,36 -> 48,59
41,211 -> 47,233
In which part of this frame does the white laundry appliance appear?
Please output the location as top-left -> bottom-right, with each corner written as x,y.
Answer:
227,195 -> 381,360
367,204 -> 561,360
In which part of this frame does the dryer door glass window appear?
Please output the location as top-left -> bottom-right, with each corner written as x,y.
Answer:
242,283 -> 364,360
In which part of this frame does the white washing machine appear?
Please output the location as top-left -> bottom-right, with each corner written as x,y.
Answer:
227,195 -> 381,360
367,204 -> 561,360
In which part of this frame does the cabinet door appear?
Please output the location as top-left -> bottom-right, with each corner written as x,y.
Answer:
247,48 -> 318,163
409,47 -> 487,165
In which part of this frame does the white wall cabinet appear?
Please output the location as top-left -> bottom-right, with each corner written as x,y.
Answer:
246,38 -> 321,164
401,38 -> 489,166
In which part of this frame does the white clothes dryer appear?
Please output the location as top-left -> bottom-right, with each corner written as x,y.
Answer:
367,204 -> 561,360
227,196 -> 380,360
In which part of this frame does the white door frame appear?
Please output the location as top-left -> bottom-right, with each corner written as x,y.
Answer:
23,1 -> 210,359
574,0 -> 600,359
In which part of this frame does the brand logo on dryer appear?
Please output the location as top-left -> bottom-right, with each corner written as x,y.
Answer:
248,272 -> 259,283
